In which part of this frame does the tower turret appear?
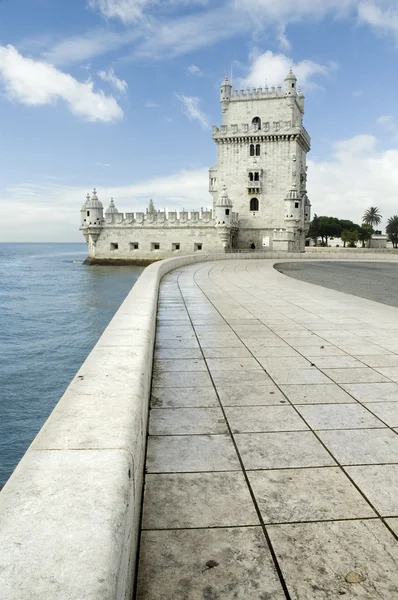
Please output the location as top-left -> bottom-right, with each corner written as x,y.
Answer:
215,185 -> 233,227
220,75 -> 232,113
105,198 -> 118,215
80,193 -> 90,228
84,188 -> 104,246
284,182 -> 301,224
285,68 -> 297,97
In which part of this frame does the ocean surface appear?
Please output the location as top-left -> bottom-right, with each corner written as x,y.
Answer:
0,243 -> 144,487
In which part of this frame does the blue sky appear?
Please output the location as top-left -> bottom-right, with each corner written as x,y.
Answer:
1,0 -> 398,241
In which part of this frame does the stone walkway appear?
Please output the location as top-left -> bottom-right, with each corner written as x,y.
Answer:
136,259 -> 398,599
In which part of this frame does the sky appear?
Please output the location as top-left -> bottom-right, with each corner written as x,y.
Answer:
1,0 -> 398,241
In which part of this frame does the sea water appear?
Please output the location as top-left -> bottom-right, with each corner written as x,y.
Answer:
0,243 -> 144,486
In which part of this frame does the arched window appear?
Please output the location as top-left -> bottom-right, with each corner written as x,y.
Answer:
249,172 -> 253,181
254,172 -> 259,181
252,117 -> 261,129
250,198 -> 259,212
250,144 -> 255,157
256,144 -> 261,156
225,209 -> 230,216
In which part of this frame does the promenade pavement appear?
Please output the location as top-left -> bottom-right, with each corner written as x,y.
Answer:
137,259 -> 398,599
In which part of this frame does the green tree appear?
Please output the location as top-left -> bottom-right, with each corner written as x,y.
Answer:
317,216 -> 341,246
341,229 -> 358,248
308,214 -> 320,244
148,198 -> 156,213
362,206 -> 382,229
386,215 -> 398,248
358,225 -> 373,248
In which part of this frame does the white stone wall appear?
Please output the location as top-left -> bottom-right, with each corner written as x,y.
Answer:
91,226 -> 227,261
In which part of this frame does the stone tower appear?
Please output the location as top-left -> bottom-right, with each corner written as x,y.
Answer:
210,69 -> 311,251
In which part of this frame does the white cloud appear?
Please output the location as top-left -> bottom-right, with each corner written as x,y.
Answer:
145,100 -> 159,108
88,0 -> 209,23
95,162 -> 112,167
175,93 -> 209,129
358,1 -> 398,39
187,64 -> 202,75
276,25 -> 291,51
309,134 -> 398,227
240,50 -> 337,91
0,45 -> 123,122
377,115 -> 396,131
41,29 -> 137,66
97,67 -> 128,92
30,0 -> 398,68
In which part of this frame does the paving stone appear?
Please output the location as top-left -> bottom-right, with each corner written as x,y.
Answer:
211,370 -> 272,386
268,519 -> 398,600
294,346 -> 347,357
153,359 -> 207,372
217,384 -> 288,406
280,384 -> 355,404
154,348 -> 203,359
150,387 -> 219,408
146,434 -> 240,472
306,356 -> 364,369
296,404 -> 385,430
152,371 -> 213,388
235,431 -> 336,470
249,346 -> 301,357
137,527 -> 285,599
321,368 -> 389,384
256,356 -> 311,370
206,357 -> 262,371
141,472 -> 259,529
266,368 -> 330,385
342,382 -> 398,402
149,408 -> 227,435
318,429 -> 398,465
248,467 -> 375,523
358,355 -> 398,368
374,367 -> 398,382
363,402 -> 398,427
202,347 -> 252,358
225,406 -> 308,433
346,465 -> 398,516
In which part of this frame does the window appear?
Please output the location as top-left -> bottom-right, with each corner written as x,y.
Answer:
110,243 -> 118,250
249,172 -> 254,181
295,202 -> 299,209
194,243 -> 203,251
250,144 -> 255,157
256,144 -> 261,156
172,243 -> 180,251
225,209 -> 230,216
292,83 -> 295,88
250,198 -> 259,212
151,242 -> 160,251
86,211 -> 90,216
252,117 -> 261,129
130,242 -> 139,250
254,172 -> 259,181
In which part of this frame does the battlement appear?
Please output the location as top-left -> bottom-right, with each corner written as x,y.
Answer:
229,87 -> 304,101
83,208 -> 239,229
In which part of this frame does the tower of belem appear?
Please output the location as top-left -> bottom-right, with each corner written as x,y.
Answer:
80,69 -> 311,263
210,69 -> 311,252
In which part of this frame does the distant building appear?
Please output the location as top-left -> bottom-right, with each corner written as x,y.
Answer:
80,69 -> 311,263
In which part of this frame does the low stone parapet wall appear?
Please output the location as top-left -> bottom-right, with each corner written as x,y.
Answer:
1,251 -> 397,600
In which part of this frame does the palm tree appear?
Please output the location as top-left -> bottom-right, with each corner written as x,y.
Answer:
362,206 -> 382,229
386,215 -> 398,248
